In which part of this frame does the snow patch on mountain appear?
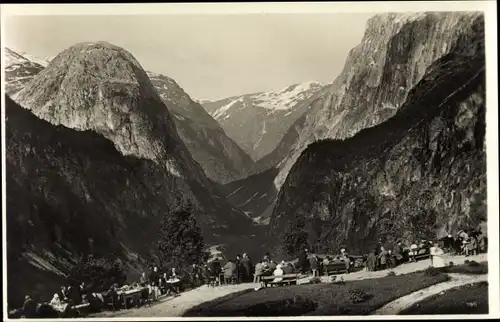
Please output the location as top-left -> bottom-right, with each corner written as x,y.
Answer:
254,81 -> 325,111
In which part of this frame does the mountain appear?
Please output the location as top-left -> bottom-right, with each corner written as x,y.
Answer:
4,48 -> 254,184
4,48 -> 46,95
202,81 -> 327,161
6,42 -> 260,305
268,14 -> 486,254
270,12 -> 485,191
146,71 -> 254,183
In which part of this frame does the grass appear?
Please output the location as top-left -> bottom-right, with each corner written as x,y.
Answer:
401,281 -> 489,315
183,270 -> 450,316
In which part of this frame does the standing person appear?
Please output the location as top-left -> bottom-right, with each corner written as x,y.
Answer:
298,248 -> 309,275
235,254 -> 242,284
393,241 -> 404,265
149,266 -> 160,301
58,286 -> 69,303
410,242 -> 419,262
308,254 -> 319,276
240,253 -> 252,282
378,246 -> 388,270
187,263 -> 201,287
366,250 -> 377,271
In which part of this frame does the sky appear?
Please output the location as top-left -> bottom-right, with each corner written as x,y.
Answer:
4,13 -> 373,101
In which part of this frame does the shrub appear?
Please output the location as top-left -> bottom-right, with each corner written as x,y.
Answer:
347,288 -> 371,304
386,271 -> 396,277
309,277 -> 321,284
423,266 -> 443,277
464,259 -> 470,264
449,261 -> 455,267
468,260 -> 480,267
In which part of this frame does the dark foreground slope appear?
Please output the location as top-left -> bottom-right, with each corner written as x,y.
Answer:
6,96 -> 168,306
269,15 -> 486,253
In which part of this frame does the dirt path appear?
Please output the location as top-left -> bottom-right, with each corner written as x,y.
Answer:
372,273 -> 488,315
93,282 -> 260,317
95,253 -> 486,317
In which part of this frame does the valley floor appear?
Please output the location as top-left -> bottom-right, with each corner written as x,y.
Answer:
93,253 -> 487,317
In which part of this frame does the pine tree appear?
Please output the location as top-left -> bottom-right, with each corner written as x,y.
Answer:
281,214 -> 309,257
154,202 -> 205,268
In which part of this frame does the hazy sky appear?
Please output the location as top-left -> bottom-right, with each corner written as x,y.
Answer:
4,14 -> 373,100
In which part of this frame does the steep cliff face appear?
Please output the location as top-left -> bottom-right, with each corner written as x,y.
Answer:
273,12 -> 484,190
147,71 -> 255,183
10,41 -> 254,240
269,15 -> 486,253
202,81 -> 326,161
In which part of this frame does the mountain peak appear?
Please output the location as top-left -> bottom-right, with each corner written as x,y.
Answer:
12,41 -> 182,166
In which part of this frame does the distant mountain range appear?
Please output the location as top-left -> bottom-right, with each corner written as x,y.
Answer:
201,81 -> 327,161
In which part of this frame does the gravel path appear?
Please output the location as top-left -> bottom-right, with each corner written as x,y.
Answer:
92,283 -> 260,317
372,273 -> 488,315
95,253 -> 486,317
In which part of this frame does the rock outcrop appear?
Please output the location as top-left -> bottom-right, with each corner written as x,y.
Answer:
202,82 -> 326,161
269,14 -> 486,253
272,12 -> 484,190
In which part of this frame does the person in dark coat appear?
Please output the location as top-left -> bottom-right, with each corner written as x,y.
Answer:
235,254 -> 242,283
366,250 -> 377,271
187,263 -> 201,287
298,248 -> 309,274
22,295 -> 38,318
239,253 -> 252,282
393,241 -> 404,265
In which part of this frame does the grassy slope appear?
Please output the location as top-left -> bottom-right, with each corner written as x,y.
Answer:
401,281 -> 489,315
183,270 -> 450,316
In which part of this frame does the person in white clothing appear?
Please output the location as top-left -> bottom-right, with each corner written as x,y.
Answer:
272,264 -> 284,283
430,242 -> 446,268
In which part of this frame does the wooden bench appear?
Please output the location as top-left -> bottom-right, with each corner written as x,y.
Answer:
261,273 -> 302,287
414,248 -> 431,261
323,261 -> 348,276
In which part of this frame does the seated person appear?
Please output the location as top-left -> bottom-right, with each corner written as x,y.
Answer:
209,258 -> 222,278
267,259 -> 277,271
282,262 -> 294,274
22,295 -> 38,318
254,259 -> 272,278
340,248 -> 351,272
271,264 -> 284,283
223,260 -> 237,284
168,268 -> 182,294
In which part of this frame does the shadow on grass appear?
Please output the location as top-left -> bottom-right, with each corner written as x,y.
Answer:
401,281 -> 489,315
184,270 -> 449,317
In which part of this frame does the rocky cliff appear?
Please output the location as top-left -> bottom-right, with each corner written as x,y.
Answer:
147,71 -> 254,183
202,81 -> 326,161
5,48 -> 253,184
269,14 -> 486,254
272,12 -> 484,190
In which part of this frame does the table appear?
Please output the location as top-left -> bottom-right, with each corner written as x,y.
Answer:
118,288 -> 145,309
